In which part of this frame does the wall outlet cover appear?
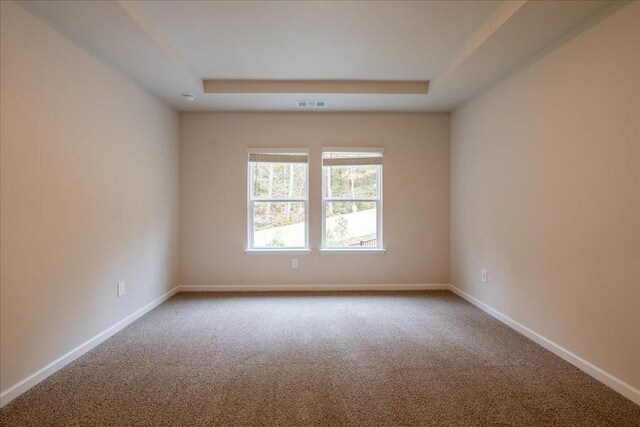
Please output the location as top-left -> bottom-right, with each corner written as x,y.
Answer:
117,280 -> 126,297
481,269 -> 488,283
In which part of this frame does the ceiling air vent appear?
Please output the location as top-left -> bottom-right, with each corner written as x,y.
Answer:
297,100 -> 326,108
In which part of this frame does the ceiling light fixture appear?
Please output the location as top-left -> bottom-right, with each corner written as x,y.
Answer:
182,93 -> 196,101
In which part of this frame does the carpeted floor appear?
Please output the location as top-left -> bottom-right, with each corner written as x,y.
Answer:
1,291 -> 639,426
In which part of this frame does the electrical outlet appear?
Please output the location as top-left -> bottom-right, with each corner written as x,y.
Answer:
291,258 -> 298,269
481,269 -> 488,283
117,280 -> 126,297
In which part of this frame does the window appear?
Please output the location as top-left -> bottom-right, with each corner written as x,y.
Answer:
321,148 -> 384,251
247,149 -> 309,251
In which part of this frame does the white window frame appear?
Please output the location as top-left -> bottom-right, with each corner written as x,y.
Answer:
246,148 -> 310,254
320,147 -> 385,255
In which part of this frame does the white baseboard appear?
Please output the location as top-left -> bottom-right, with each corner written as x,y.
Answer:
0,286 -> 179,408
178,283 -> 450,292
448,284 -> 640,405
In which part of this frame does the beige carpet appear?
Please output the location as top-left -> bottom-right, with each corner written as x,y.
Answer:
1,291 -> 638,426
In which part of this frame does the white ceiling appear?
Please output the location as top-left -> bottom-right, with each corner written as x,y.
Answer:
137,1 -> 502,80
18,0 -> 619,112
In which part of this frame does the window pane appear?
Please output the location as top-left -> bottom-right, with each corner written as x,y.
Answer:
253,201 -> 305,247
252,163 -> 306,199
325,201 -> 377,247
324,165 -> 378,199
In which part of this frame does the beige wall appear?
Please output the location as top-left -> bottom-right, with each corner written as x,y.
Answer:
0,1 -> 180,393
451,2 -> 640,390
180,112 -> 449,286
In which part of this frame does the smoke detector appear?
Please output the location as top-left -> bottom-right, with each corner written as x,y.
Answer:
182,93 -> 196,101
297,100 -> 326,108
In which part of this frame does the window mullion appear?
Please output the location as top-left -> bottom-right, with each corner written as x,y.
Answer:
254,198 -> 306,203
324,198 -> 378,203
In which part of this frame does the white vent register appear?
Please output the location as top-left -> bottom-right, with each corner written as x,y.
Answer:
297,100 -> 326,108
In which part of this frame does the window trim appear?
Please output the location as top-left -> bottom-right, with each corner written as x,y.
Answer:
246,148 -> 310,252
245,248 -> 312,255
319,248 -> 386,255
321,148 -> 384,251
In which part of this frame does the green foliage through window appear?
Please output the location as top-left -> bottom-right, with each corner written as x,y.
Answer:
252,163 -> 306,199
325,165 -> 378,199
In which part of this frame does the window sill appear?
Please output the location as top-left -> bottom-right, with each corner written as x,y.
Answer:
245,248 -> 312,255
319,248 -> 386,255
